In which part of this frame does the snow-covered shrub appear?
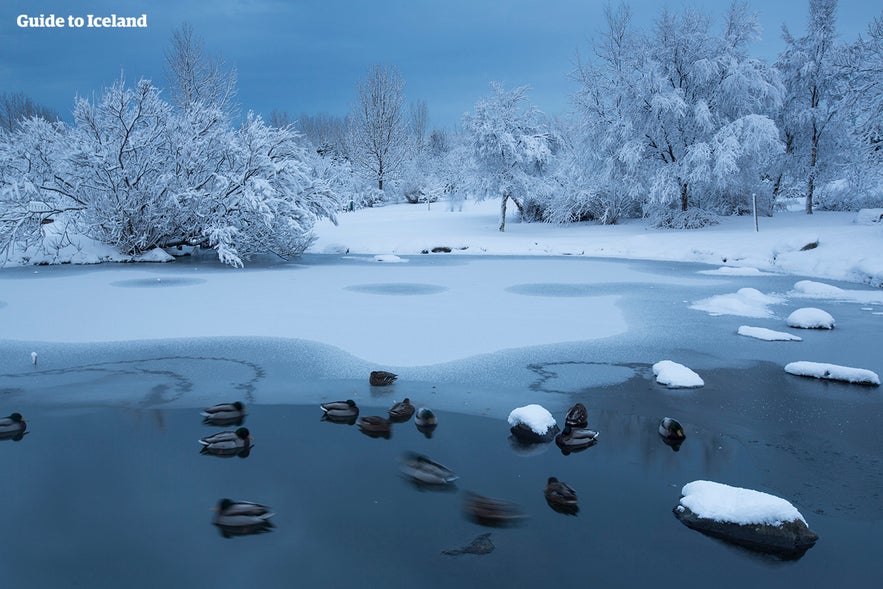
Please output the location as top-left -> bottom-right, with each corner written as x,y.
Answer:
648,207 -> 720,229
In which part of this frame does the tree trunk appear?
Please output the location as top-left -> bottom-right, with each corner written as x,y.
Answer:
499,194 -> 508,232
680,182 -> 689,212
806,121 -> 818,215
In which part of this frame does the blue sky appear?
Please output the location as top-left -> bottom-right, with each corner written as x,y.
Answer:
1,0 -> 878,129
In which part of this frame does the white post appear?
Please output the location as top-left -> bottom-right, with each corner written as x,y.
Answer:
752,193 -> 759,232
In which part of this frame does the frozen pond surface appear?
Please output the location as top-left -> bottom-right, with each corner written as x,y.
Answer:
1,255 -> 882,586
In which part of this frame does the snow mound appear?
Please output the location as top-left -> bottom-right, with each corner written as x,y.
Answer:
784,361 -> 880,386
737,326 -> 802,342
678,481 -> 807,526
786,307 -> 835,329
374,254 -> 406,263
698,266 -> 771,276
690,288 -> 784,318
791,280 -> 844,298
507,404 -> 557,435
132,248 -> 174,263
653,361 -> 704,388
855,208 -> 883,225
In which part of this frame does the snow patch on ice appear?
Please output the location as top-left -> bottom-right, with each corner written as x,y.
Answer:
679,480 -> 807,526
789,280 -> 883,305
374,254 -> 406,263
737,326 -> 802,342
786,307 -> 835,329
652,360 -> 704,388
698,266 -> 772,276
507,404 -> 557,435
784,361 -> 880,385
690,288 -> 784,318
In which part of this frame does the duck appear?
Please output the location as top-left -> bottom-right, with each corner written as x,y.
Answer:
400,453 -> 459,486
564,403 -> 588,428
213,498 -> 275,537
320,399 -> 359,423
357,415 -> 392,438
369,371 -> 398,386
544,477 -> 579,514
555,424 -> 599,454
388,398 -> 415,422
201,402 -> 246,426
0,413 -> 27,440
658,417 -> 686,441
199,427 -> 253,456
463,493 -> 527,527
414,407 -> 438,437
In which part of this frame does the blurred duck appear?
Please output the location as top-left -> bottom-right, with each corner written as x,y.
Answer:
213,499 -> 274,537
369,371 -> 398,386
357,416 -> 392,438
463,493 -> 527,527
388,398 -> 415,422
201,402 -> 246,426
400,453 -> 459,486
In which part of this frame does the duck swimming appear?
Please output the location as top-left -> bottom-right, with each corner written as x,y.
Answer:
320,400 -> 359,423
400,453 -> 459,487
564,403 -> 588,428
199,427 -> 253,457
213,498 -> 275,537
0,413 -> 26,441
388,398 -> 415,422
555,424 -> 599,454
463,493 -> 527,527
201,402 -> 246,426
369,371 -> 398,386
415,407 -> 438,437
658,417 -> 686,440
544,477 -> 579,514
357,416 -> 392,438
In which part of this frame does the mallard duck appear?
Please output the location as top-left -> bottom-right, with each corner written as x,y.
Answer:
388,398 -> 415,422
199,427 -> 252,456
213,498 -> 275,537
463,493 -> 527,527
320,399 -> 359,423
201,402 -> 246,426
658,417 -> 686,441
555,424 -> 599,454
357,415 -> 392,438
544,477 -> 579,514
369,370 -> 398,386
0,413 -> 27,440
414,407 -> 438,437
564,403 -> 588,428
400,453 -> 459,486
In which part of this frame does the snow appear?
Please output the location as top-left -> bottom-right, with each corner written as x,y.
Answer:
690,288 -> 784,318
787,307 -> 835,329
855,208 -> 883,225
373,254 -> 406,263
784,361 -> 880,386
789,280 -> 883,305
507,404 -> 557,435
737,326 -> 802,342
678,480 -> 807,526
652,361 -> 704,388
697,266 -> 773,276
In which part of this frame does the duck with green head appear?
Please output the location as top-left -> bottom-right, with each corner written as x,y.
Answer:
199,427 -> 253,457
201,402 -> 246,426
0,413 -> 26,440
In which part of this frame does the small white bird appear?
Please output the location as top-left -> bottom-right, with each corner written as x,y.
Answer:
30,352 -> 37,366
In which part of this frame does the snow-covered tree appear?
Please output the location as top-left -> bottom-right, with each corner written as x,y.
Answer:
573,2 -> 783,225
0,92 -> 59,132
776,0 -> 850,214
348,64 -> 409,191
164,22 -> 237,116
463,83 -> 552,232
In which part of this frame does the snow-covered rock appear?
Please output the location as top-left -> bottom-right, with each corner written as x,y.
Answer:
787,307 -> 835,329
652,361 -> 704,388
674,480 -> 818,558
507,404 -> 559,443
785,361 -> 880,386
132,248 -> 175,263
737,326 -> 802,342
791,280 -> 844,298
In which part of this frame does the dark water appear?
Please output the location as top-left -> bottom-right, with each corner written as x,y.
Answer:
2,382 -> 881,588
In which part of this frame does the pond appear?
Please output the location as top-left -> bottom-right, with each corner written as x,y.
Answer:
1,364 -> 880,588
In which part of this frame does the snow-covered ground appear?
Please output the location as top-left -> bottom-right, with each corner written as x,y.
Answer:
310,199 -> 883,287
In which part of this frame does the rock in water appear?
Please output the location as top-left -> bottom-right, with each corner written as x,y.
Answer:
442,533 -> 495,556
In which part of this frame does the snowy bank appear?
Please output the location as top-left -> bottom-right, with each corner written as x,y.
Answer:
674,480 -> 818,558
652,361 -> 704,389
784,361 -> 880,386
